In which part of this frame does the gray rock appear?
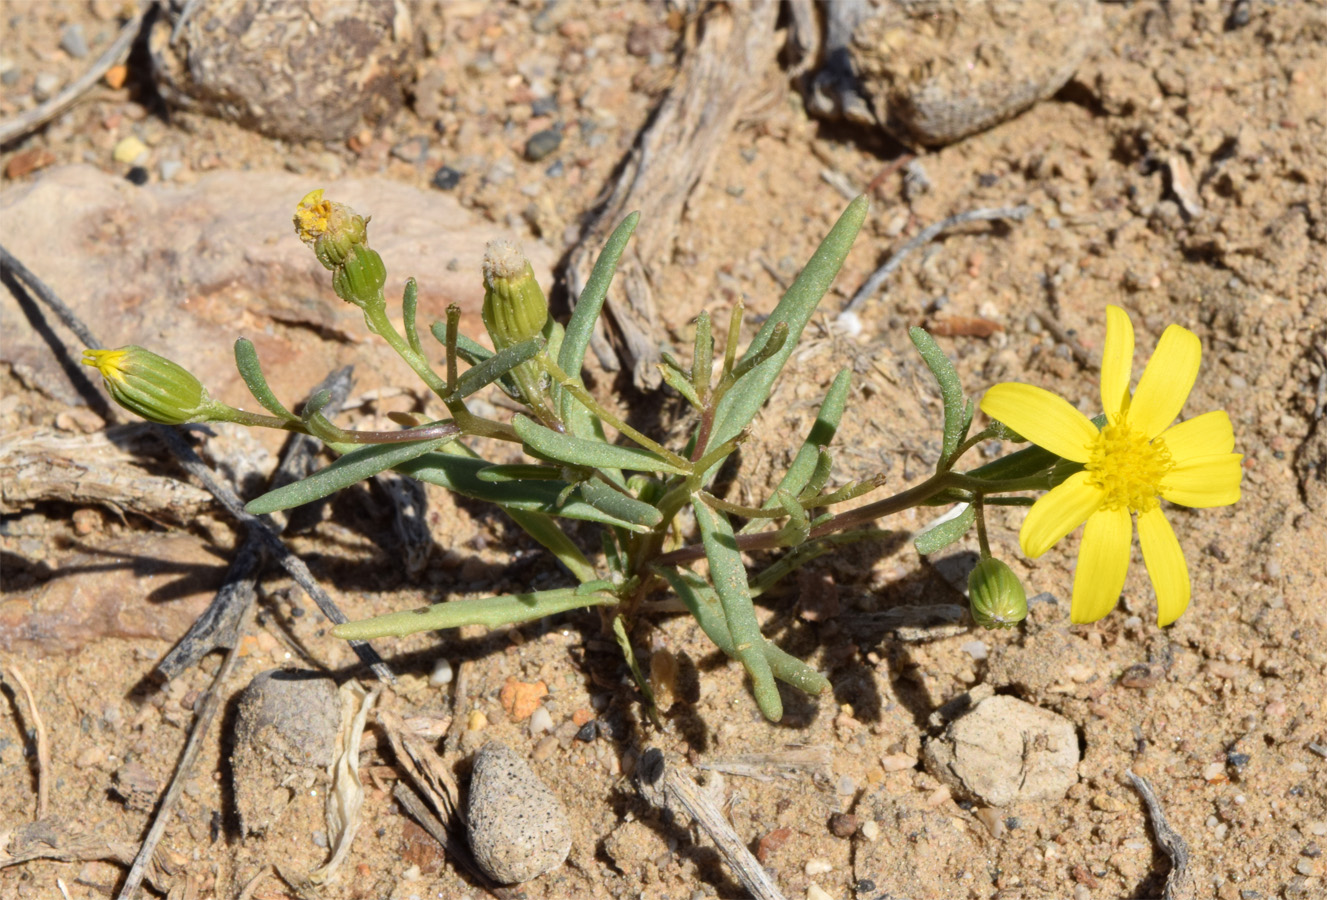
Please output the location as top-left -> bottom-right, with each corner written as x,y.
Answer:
60,24 -> 89,59
923,694 -> 1079,806
231,669 -> 340,835
148,0 -> 413,142
467,741 -> 571,884
33,72 -> 61,102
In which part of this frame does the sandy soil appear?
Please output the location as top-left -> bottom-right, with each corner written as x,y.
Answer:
2,2 -> 1325,900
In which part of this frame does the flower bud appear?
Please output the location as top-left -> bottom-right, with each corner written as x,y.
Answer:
293,189 -> 370,271
331,244 -> 387,308
82,346 -> 212,425
967,557 -> 1028,629
481,240 -> 548,349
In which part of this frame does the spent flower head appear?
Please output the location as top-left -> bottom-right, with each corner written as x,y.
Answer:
980,305 -> 1242,626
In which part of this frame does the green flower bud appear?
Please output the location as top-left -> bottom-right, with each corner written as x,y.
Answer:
293,188 -> 370,271
967,557 -> 1028,629
482,240 -> 548,349
82,346 -> 212,425
332,244 -> 387,308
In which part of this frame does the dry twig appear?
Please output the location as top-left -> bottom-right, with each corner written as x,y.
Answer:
0,6 -> 145,146
4,665 -> 49,819
1127,770 -> 1196,900
637,748 -> 788,900
842,205 -> 1032,315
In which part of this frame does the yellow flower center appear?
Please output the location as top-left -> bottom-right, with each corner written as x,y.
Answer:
82,348 -> 129,384
1085,420 -> 1172,513
294,189 -> 333,244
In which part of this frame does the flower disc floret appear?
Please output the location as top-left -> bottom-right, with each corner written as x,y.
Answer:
1085,422 -> 1172,514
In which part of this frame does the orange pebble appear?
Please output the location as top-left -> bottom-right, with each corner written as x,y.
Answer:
105,64 -> 128,89
498,677 -> 548,721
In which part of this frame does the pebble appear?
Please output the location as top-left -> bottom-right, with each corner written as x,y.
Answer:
429,658 -> 454,686
467,709 -> 488,731
974,806 -> 1005,837
432,165 -> 462,190
828,813 -> 858,838
113,136 -> 149,165
1,66 -> 20,87
529,705 -> 554,736
804,858 -> 833,876
158,159 -> 183,182
879,752 -> 917,772
33,72 -> 61,102
125,166 -> 149,186
532,735 -> 559,761
467,742 -> 572,884
391,136 -> 429,164
524,127 -> 562,162
806,886 -> 833,900
60,24 -> 90,59
859,820 -> 880,842
960,640 -> 989,661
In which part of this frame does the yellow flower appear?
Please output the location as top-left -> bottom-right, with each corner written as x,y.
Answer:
979,305 -> 1242,626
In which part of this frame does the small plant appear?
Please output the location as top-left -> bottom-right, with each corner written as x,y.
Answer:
84,191 -> 1241,721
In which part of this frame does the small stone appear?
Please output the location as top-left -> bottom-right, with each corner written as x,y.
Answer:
1202,762 -> 1227,783
859,820 -> 880,842
60,24 -> 89,59
391,136 -> 429,164
575,721 -> 598,742
1093,793 -> 1126,812
113,136 -> 149,166
524,128 -> 562,162
125,166 -> 149,186
922,695 -> 1079,806
432,165 -> 462,190
33,72 -> 61,102
879,752 -> 917,772
828,813 -> 858,838
756,827 -> 792,863
974,806 -> 1005,837
805,858 -> 832,876
499,677 -> 548,721
467,742 -> 571,884
158,159 -> 183,181
104,64 -> 128,89
806,886 -> 833,900
5,148 -> 55,180
532,735 -> 559,761
467,709 -> 488,732
1,66 -> 20,87
429,658 -> 454,686
529,705 -> 553,736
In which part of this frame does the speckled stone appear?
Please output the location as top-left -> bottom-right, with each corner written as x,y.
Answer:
466,741 -> 571,884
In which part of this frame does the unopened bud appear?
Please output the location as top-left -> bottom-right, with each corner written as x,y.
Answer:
967,558 -> 1028,629
331,244 -> 387,308
482,240 -> 548,348
82,346 -> 212,425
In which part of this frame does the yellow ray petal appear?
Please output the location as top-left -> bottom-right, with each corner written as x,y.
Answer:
980,383 -> 1096,463
1100,305 -> 1134,422
1129,324 -> 1201,439
1137,508 -> 1190,626
1019,471 -> 1103,558
1070,506 -> 1132,624
1159,410 -> 1234,462
1160,453 -> 1243,508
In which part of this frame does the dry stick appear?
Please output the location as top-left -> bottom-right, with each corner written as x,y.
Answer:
0,241 -> 395,685
1126,770 -> 1196,900
1033,309 -> 1097,371
117,600 -> 254,900
637,749 -> 787,900
5,665 -> 50,819
233,865 -> 274,900
841,205 -> 1033,315
0,6 -> 145,145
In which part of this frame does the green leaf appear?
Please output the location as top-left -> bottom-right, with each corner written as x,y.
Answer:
476,464 -> 566,483
403,278 -> 422,356
234,338 -> 295,421
330,586 -> 618,640
909,327 -> 968,464
692,498 -> 782,721
560,212 -> 639,381
913,503 -> 976,555
395,450 -> 652,531
245,437 -> 449,515
513,415 -> 690,475
781,368 -> 852,497
967,414 -> 1106,482
708,196 -> 869,470
430,320 -> 494,364
504,508 -> 597,584
659,363 -> 702,407
451,339 -> 542,400
657,567 -> 830,696
577,477 -> 664,528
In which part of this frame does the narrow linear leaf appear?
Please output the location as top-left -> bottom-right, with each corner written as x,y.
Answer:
402,278 -> 422,356
560,211 -> 639,380
578,478 -> 664,528
451,339 -> 542,400
514,415 -> 690,475
708,196 -> 869,461
331,587 -> 618,640
913,503 -> 977,555
658,568 -> 830,696
909,327 -> 968,463
692,499 -> 782,721
767,368 -> 851,505
430,320 -> 493,363
245,437 -> 449,515
659,363 -> 702,407
234,338 -> 295,421
476,464 -> 566,483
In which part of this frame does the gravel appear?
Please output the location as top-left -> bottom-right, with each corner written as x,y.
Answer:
467,741 -> 571,884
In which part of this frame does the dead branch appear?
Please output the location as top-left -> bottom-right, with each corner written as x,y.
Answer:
3,665 -> 50,818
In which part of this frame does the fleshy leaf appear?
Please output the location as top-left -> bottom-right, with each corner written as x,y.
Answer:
331,586 -> 618,640
514,415 -> 690,475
